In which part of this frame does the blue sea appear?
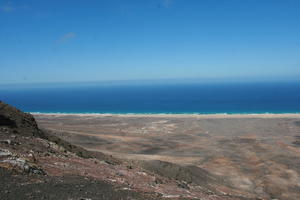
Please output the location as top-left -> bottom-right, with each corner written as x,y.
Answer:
1,82 -> 300,114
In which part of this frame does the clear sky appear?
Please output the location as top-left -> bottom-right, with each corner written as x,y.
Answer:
0,0 -> 300,84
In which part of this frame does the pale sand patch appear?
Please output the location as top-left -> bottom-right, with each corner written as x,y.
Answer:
87,148 -> 201,165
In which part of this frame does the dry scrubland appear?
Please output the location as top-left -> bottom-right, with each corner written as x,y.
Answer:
34,113 -> 300,200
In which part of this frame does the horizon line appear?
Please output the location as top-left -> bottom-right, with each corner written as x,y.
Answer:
1,76 -> 300,87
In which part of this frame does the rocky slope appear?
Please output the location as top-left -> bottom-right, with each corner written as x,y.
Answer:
0,101 -> 251,200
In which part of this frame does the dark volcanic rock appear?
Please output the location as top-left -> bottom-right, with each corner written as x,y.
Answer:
0,101 -> 118,163
0,167 -> 158,200
0,101 -> 44,138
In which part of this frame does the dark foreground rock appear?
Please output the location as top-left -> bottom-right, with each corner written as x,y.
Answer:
0,101 -> 44,138
0,167 -> 157,200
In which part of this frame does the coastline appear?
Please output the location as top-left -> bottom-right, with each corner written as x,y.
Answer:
31,112 -> 300,118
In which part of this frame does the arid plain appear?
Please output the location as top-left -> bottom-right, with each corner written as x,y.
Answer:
34,114 -> 300,200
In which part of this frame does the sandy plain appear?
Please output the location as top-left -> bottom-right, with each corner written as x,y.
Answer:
34,113 -> 300,200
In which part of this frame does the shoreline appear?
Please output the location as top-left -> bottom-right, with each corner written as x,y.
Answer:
32,112 -> 300,118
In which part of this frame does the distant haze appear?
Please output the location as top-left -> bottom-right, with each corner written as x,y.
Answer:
0,0 -> 300,84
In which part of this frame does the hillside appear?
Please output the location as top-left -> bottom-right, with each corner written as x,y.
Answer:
0,101 -> 248,200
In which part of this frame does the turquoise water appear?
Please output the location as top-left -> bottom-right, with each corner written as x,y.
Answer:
1,82 -> 300,114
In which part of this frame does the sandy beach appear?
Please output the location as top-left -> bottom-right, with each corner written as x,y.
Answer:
32,112 -> 300,118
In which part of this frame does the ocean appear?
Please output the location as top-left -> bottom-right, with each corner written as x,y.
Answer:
1,82 -> 300,114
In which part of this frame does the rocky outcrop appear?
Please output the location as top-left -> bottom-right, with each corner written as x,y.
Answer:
0,101 -> 118,163
1,156 -> 44,174
0,101 -> 44,138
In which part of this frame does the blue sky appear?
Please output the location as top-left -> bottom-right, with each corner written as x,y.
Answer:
0,0 -> 300,84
